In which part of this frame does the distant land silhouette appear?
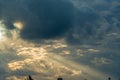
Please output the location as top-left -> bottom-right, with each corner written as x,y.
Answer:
25,75 -> 118,80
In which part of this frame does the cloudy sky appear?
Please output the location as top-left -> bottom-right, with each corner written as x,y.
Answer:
0,0 -> 120,80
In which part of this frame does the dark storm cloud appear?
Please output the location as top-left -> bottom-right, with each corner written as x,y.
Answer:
21,0 -> 75,39
0,0 -> 120,45
0,0 -> 27,26
0,0 -> 74,39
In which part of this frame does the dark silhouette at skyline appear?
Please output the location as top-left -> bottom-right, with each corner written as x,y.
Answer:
108,77 -> 111,80
27,75 -> 34,80
24,75 -> 120,80
57,77 -> 63,80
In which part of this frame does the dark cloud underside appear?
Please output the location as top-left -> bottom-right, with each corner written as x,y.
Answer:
0,0 -> 120,45
0,0 -> 74,39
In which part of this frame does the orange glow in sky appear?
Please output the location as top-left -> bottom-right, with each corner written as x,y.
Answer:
13,21 -> 24,30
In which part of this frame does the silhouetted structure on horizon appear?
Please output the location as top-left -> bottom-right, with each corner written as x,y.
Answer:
57,77 -> 63,80
108,77 -> 111,80
25,75 -> 120,80
27,75 -> 34,80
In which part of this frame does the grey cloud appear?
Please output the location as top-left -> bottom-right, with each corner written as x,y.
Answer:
11,70 -> 39,76
0,68 -> 6,76
65,0 -> 120,45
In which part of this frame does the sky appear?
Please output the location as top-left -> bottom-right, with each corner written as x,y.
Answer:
0,0 -> 120,80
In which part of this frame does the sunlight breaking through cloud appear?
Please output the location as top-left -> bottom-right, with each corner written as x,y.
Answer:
6,43 -> 109,80
0,21 -> 6,40
13,21 -> 24,30
8,46 -> 83,77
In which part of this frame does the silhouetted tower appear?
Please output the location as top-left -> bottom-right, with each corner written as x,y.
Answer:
27,75 -> 34,80
108,77 -> 111,80
57,77 -> 63,80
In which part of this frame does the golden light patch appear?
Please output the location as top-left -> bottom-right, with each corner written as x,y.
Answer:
0,29 -> 2,39
88,49 -> 100,53
13,21 -> 23,30
0,21 -> 5,40
62,50 -> 70,55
